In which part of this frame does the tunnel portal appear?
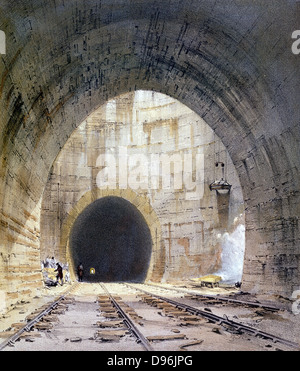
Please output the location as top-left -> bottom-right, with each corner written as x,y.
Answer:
69,196 -> 152,282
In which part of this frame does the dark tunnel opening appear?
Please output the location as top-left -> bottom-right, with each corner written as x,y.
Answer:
69,196 -> 152,282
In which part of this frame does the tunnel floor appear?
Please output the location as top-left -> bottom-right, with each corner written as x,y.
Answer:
1,282 -> 299,351
69,196 -> 152,283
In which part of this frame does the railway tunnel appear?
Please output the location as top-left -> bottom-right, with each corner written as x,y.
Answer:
0,0 -> 299,317
40,89 -> 245,286
69,196 -> 152,283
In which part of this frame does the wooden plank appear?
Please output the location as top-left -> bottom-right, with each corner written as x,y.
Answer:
96,329 -> 129,337
147,334 -> 186,341
96,320 -> 124,328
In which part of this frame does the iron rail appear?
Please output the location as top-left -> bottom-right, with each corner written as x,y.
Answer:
0,283 -> 78,351
0,295 -> 65,350
145,282 -> 281,312
99,283 -> 153,351
125,283 -> 299,350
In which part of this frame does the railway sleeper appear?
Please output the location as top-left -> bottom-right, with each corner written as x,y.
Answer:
139,292 -> 205,325
101,312 -> 120,319
99,308 -> 116,313
95,320 -> 124,328
164,310 -> 186,317
33,322 -> 53,331
147,334 -> 187,342
94,328 -> 130,343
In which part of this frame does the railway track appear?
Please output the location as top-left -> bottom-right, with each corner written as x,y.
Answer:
99,283 -> 153,351
144,283 -> 282,312
0,283 -> 79,351
0,282 -> 298,351
125,283 -> 299,350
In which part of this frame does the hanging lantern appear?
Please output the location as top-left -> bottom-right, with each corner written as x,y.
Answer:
209,178 -> 232,192
209,162 -> 232,193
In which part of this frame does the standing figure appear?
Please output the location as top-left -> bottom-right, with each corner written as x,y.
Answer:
77,263 -> 84,282
55,263 -> 63,285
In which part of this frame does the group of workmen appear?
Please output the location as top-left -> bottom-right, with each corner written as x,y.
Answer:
42,257 -> 84,285
55,262 -> 84,285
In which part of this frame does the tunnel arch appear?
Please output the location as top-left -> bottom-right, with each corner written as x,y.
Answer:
40,90 -> 245,285
69,196 -> 152,282
60,189 -> 163,283
0,2 -> 299,306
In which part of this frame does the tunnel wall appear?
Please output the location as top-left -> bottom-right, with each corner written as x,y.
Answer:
40,91 -> 244,283
0,0 -> 299,310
